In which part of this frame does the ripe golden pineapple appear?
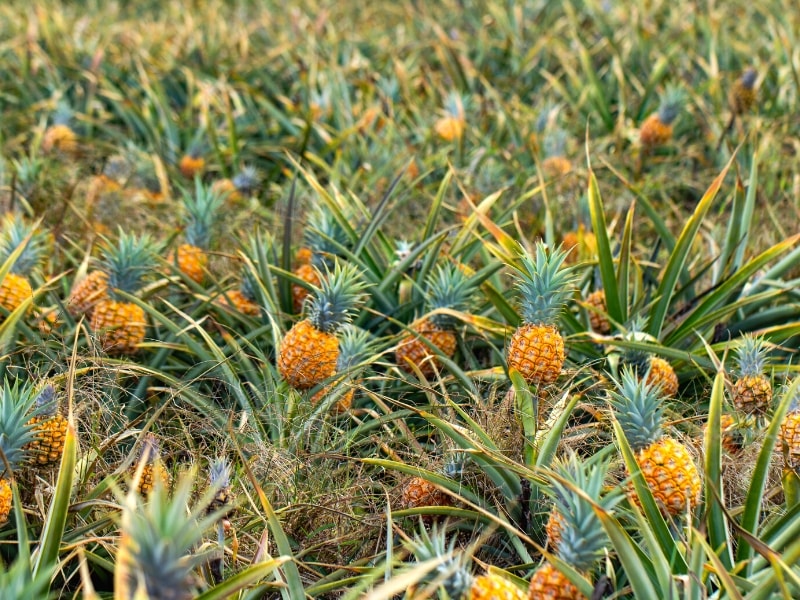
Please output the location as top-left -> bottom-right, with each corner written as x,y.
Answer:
42,103 -> 79,159
540,128 -> 572,179
585,289 -> 611,334
0,215 -> 47,319
178,146 -> 205,180
405,524 -> 527,600
67,270 -> 109,318
731,334 -> 772,416
0,379 -> 42,523
530,452 -> 618,600
26,385 -> 68,467
779,386 -> 800,471
131,434 -> 170,497
610,368 -> 702,516
86,155 -> 130,209
434,92 -> 467,142
646,356 -> 679,399
398,475 -> 452,512
278,262 -> 367,390
704,413 -> 751,456
218,267 -> 261,317
561,226 -> 597,266
729,68 -> 758,117
640,85 -> 684,149
396,263 -> 475,376
90,232 -> 156,355
506,242 -> 577,386
622,322 -> 679,398
172,179 -> 225,284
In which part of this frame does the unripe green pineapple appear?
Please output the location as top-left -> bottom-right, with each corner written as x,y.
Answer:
396,263 -> 476,376
172,179 -> 225,284
731,334 -> 772,416
0,215 -> 48,319
278,262 -> 368,390
207,457 -> 233,519
640,85 -> 685,149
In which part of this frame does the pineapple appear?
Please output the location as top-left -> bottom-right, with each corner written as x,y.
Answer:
130,433 -> 170,497
506,242 -> 577,386
218,267 -> 261,317
704,412 -> 752,456
640,85 -> 685,149
405,524 -> 526,600
779,384 -> 800,471
561,226 -> 597,266
172,179 -> 225,283
585,289 -> 611,334
211,166 -> 260,205
67,269 -> 109,318
90,232 -> 156,355
395,263 -> 475,376
434,92 -> 467,142
609,368 -> 702,517
178,141 -> 205,179
26,384 -> 68,467
731,334 -> 772,416
207,457 -> 233,519
0,215 -> 47,319
86,155 -> 131,208
729,68 -> 758,116
398,475 -> 452,513
292,204 -> 351,313
311,325 -> 377,414
622,322 -> 679,398
530,452 -> 619,600
42,103 -> 79,159
278,262 -> 367,390
0,379 -> 42,524
647,356 -> 679,399
541,128 -> 572,179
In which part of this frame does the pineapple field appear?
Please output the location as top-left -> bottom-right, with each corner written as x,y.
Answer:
2,0 -> 800,597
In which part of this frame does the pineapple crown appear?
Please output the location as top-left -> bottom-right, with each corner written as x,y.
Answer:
51,100 -> 74,127
33,384 -> 58,418
608,366 -> 666,451
181,179 -> 225,249
404,523 -> 473,599
546,451 -> 620,570
307,262 -> 369,334
231,166 -> 261,195
734,334 -> 769,377
656,85 -> 685,125
0,379 -> 42,473
513,242 -> 577,326
740,68 -> 758,90
99,230 -> 157,299
0,214 -> 47,276
336,324 -> 379,371
542,127 -> 569,158
620,316 -> 658,375
208,457 -> 231,491
139,433 -> 162,464
239,265 -> 259,302
424,262 -> 476,329
303,205 -> 351,267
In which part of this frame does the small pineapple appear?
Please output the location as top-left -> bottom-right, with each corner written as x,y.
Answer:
207,457 -> 233,519
530,452 -> 619,600
130,433 -> 170,497
211,166 -> 261,205
405,524 -> 526,600
640,85 -> 685,149
434,92 -> 467,142
704,412 -> 752,456
172,179 -> 225,283
779,384 -> 800,471
395,263 -> 475,376
561,226 -> 597,266
67,269 -> 109,319
0,215 -> 47,319
731,334 -> 772,416
0,379 -> 42,524
278,262 -> 368,390
25,384 -> 68,467
609,368 -> 702,517
311,325 -> 377,413
42,103 -> 79,158
398,475 -> 453,514
621,322 -> 679,398
86,155 -> 131,208
506,242 -> 577,386
178,142 -> 205,179
585,289 -> 611,334
90,232 -> 156,355
729,68 -> 758,117
218,267 -> 261,317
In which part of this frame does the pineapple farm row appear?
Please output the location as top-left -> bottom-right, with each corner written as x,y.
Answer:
1,0 -> 800,598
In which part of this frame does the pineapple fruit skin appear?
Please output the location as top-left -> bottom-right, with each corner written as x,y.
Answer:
470,574 -> 527,600
135,462 -> 170,497
645,357 -> 679,399
278,319 -> 339,389
91,300 -> 147,355
640,114 -> 673,148
0,272 -> 33,315
544,509 -> 565,549
434,115 -> 465,141
0,478 -> 11,524
507,323 -> 565,386
399,476 -> 451,511
541,156 -> 572,178
636,437 -> 701,516
68,270 -> 109,317
27,413 -> 68,466
310,383 -> 354,414
780,412 -> 800,470
179,154 -> 205,179
585,290 -> 610,334
175,243 -> 208,284
732,375 -> 772,415
218,290 -> 260,316
528,563 -> 583,600
42,124 -> 79,157
292,263 -> 320,313
396,319 -> 457,376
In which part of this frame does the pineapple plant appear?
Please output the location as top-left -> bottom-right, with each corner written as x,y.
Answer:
506,242 -> 577,386
640,85 -> 685,150
206,457 -> 233,519
395,262 -> 475,377
211,166 -> 261,205
129,433 -> 170,497
42,102 -> 79,158
0,379 -> 41,524
172,179 -> 225,283
278,262 -> 368,390
311,324 -> 378,414
0,214 -> 47,319
609,367 -> 702,516
530,452 -> 619,600
433,92 -> 466,142
292,204 -> 351,313
731,334 -> 772,416
90,232 -> 157,355
218,266 -> 261,317
25,384 -> 68,468
405,524 -> 526,599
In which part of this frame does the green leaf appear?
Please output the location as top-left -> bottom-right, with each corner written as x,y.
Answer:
704,370 -> 733,570
587,169 -> 623,324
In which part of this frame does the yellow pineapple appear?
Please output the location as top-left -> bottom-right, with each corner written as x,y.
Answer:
780,385 -> 800,471
584,289 -> 611,334
610,367 -> 702,516
729,68 -> 758,117
561,226 -> 597,266
130,433 -> 170,497
434,92 -> 467,142
540,128 -> 572,179
398,475 -> 452,513
640,85 -> 684,150
67,270 -> 109,318
171,179 -> 225,284
396,262 -> 476,376
506,242 -> 577,386
211,166 -> 260,206
622,321 -> 679,398
704,412 -> 752,456
278,262 -> 367,390
731,334 -> 772,416
646,356 -> 679,399
178,138 -> 205,179
90,232 -> 156,355
26,384 -> 68,467
0,379 -> 42,524
0,215 -> 47,319
42,103 -> 79,159
217,267 -> 261,317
